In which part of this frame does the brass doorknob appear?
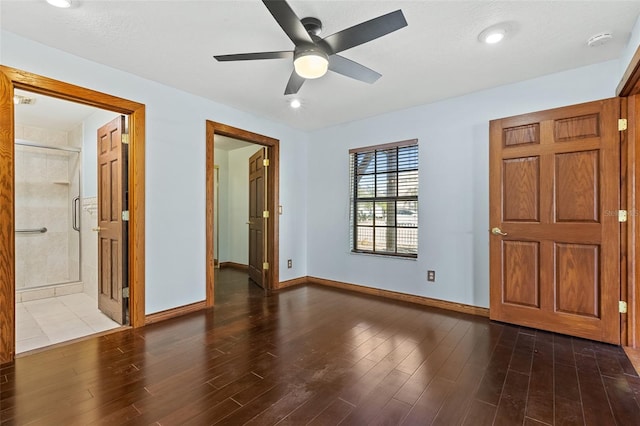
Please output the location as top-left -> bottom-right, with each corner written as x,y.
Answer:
92,227 -> 104,232
491,227 -> 507,236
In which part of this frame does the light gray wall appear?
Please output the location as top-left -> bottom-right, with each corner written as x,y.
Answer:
213,147 -> 230,263
1,31 -> 310,314
619,14 -> 640,85
306,59 -> 620,308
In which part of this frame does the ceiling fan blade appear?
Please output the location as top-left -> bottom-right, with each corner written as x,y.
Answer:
329,55 -> 381,84
284,70 -> 305,95
322,9 -> 407,54
214,51 -> 293,61
262,0 -> 313,46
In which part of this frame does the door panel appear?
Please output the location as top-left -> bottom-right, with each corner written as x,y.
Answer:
248,148 -> 265,288
490,98 -> 620,344
502,241 -> 540,308
97,116 -> 127,324
502,157 -> 540,221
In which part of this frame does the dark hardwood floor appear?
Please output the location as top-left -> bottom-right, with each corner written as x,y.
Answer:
1,269 -> 639,425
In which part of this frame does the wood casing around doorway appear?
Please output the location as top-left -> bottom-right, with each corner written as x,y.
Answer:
0,66 -> 146,364
205,121 -> 280,306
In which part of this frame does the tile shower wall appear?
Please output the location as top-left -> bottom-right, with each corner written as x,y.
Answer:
15,124 -> 80,291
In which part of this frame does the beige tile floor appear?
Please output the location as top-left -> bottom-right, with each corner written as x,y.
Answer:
16,293 -> 121,354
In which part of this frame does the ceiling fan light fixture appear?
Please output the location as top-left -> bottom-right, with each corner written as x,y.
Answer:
289,99 -> 302,109
46,0 -> 72,8
293,49 -> 329,79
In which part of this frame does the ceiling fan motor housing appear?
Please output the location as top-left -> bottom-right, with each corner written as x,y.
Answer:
301,17 -> 322,36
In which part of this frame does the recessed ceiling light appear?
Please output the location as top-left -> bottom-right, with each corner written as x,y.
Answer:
484,31 -> 505,44
46,0 -> 72,8
478,25 -> 509,45
290,99 -> 301,109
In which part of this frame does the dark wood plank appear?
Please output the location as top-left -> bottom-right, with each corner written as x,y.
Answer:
2,269 -> 640,425
525,332 -> 554,424
602,375 -> 640,425
493,370 -> 529,426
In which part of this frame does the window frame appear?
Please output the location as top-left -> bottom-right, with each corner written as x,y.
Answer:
349,139 -> 419,258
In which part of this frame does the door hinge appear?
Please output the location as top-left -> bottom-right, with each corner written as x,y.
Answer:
263,159 -> 270,167
122,133 -> 130,144
263,210 -> 270,218
122,210 -> 130,221
619,210 -> 628,222
122,287 -> 130,299
618,119 -> 628,131
619,301 -> 628,314
263,262 -> 269,270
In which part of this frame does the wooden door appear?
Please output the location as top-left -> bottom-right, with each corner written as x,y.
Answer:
97,116 -> 128,324
248,148 -> 266,288
489,98 -> 621,344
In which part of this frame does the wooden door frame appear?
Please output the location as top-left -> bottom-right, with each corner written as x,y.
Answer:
619,47 -> 640,348
205,121 -> 279,306
0,66 -> 146,364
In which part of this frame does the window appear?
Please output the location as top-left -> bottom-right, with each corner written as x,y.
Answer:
350,139 -> 418,257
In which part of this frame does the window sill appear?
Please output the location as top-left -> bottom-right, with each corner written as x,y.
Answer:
350,251 -> 417,261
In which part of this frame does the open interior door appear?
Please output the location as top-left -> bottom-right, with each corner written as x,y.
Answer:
489,98 -> 621,344
248,147 -> 267,288
97,116 -> 128,324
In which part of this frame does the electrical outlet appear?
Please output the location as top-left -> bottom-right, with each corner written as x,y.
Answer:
427,270 -> 436,282
287,259 -> 292,269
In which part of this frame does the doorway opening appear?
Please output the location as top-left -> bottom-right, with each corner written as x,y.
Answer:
14,90 -> 126,353
206,121 -> 280,306
0,66 -> 146,364
213,135 -> 268,291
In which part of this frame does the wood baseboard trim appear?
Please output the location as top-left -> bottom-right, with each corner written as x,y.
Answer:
307,276 -> 490,318
624,346 -> 640,375
145,301 -> 208,325
219,262 -> 249,271
277,276 -> 307,289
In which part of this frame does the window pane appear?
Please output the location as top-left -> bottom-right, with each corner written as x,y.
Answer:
398,145 -> 418,171
398,170 -> 418,197
397,227 -> 418,254
356,201 -> 374,225
375,227 -> 396,252
374,201 -> 396,226
357,174 -> 375,198
356,152 -> 375,174
376,149 -> 397,173
397,201 -> 418,227
356,226 -> 373,251
376,172 -> 397,197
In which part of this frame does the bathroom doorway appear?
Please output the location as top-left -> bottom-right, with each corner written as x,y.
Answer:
14,89 -> 125,353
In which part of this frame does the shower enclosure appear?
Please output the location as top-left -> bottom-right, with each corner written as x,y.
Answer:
15,139 -> 81,298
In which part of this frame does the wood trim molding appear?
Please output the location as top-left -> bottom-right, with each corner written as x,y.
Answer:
0,70 -> 15,365
624,346 -> 640,375
628,94 -> 640,349
307,276 -> 490,318
145,301 -> 207,325
277,277 -> 307,289
0,66 -> 146,364
205,120 -> 280,305
618,44 -> 640,97
220,262 -> 249,271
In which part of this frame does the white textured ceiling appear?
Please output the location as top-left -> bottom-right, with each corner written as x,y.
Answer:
2,1 -> 639,131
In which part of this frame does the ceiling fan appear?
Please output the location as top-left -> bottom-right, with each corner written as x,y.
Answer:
214,0 -> 408,95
